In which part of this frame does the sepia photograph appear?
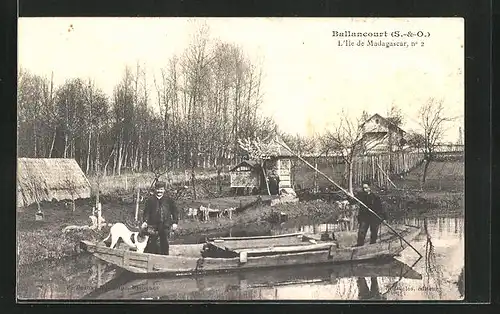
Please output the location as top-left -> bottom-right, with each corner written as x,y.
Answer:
16,17 -> 464,301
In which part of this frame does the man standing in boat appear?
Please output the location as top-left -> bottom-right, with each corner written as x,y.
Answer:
141,181 -> 179,255
351,180 -> 387,246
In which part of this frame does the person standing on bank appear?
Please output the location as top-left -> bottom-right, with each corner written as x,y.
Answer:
351,180 -> 387,246
141,181 -> 179,255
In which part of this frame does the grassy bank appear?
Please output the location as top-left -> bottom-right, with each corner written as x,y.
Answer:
17,160 -> 463,267
17,188 -> 463,267
391,161 -> 464,192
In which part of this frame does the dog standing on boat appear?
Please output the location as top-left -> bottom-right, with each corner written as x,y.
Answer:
102,223 -> 149,253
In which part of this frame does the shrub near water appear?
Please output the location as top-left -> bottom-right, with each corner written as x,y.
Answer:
17,227 -> 108,266
17,201 -> 115,266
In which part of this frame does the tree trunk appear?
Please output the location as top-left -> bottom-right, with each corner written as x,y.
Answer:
313,158 -> 318,192
134,135 -> 140,171
347,161 -> 354,196
217,166 -> 223,194
33,123 -> 37,158
63,133 -> 68,158
117,139 -> 123,176
104,145 -> 115,177
146,139 -> 151,170
48,130 -> 56,158
138,146 -> 143,172
122,143 -> 128,172
86,129 -> 92,173
422,159 -> 431,185
95,131 -> 100,175
191,162 -> 197,200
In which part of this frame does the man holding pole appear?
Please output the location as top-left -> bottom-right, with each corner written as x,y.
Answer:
273,138 -> 422,257
352,180 -> 387,246
141,181 -> 179,255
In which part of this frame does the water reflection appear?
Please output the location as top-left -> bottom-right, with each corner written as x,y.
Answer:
17,215 -> 464,301
82,258 -> 422,300
357,277 -> 385,300
457,267 -> 464,298
17,254 -> 122,300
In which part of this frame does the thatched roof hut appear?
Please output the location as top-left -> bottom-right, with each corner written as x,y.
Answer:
17,158 -> 92,208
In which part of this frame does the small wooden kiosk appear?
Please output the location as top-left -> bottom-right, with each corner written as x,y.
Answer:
264,139 -> 293,190
229,160 -> 263,195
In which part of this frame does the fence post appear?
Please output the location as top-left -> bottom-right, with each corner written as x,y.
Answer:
134,188 -> 140,221
377,156 -> 382,188
371,155 -> 375,181
313,158 -> 318,192
97,202 -> 102,231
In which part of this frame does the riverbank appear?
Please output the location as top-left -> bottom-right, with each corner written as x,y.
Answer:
17,186 -> 463,267
17,216 -> 465,300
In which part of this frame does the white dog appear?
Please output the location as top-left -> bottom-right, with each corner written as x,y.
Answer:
102,223 -> 149,253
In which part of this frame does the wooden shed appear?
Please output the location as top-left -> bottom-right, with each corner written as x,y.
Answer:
17,158 -> 92,208
229,160 -> 263,190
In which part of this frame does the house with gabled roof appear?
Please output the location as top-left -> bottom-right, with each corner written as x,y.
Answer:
360,113 -> 407,154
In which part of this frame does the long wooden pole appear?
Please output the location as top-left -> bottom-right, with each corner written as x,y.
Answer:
274,138 -> 422,258
376,162 -> 398,189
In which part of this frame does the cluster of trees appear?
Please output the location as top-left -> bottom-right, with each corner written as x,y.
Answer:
17,25 -> 276,178
275,101 -> 457,191
18,23 -> 458,191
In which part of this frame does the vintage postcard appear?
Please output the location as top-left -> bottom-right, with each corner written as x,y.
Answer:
16,17 -> 464,301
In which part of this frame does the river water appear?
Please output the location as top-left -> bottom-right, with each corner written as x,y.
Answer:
17,214 -> 464,301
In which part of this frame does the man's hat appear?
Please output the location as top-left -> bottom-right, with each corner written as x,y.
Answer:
361,180 -> 371,186
154,181 -> 166,189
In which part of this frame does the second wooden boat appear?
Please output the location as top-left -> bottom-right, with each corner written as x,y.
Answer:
80,224 -> 422,275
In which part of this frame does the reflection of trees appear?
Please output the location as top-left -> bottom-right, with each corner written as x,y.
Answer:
456,267 -> 464,298
89,260 -> 105,288
334,277 -> 358,300
423,218 -> 445,299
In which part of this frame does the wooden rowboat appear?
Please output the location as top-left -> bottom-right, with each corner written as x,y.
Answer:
79,224 -> 421,275
83,258 -> 422,299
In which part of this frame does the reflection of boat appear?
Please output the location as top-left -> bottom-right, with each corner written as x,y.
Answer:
357,277 -> 386,300
16,255 -> 122,300
80,224 -> 421,275
83,258 -> 422,299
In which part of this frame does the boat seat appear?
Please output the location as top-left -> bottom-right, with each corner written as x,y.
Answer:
232,242 -> 338,256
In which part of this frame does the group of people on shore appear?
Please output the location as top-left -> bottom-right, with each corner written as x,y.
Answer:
138,178 -> 387,255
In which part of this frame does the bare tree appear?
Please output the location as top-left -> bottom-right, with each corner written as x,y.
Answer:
418,98 -> 455,184
17,23 -> 275,188
17,69 -> 54,158
322,110 -> 386,195
406,130 -> 426,152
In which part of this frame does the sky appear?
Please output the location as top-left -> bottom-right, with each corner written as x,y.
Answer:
18,17 -> 464,143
